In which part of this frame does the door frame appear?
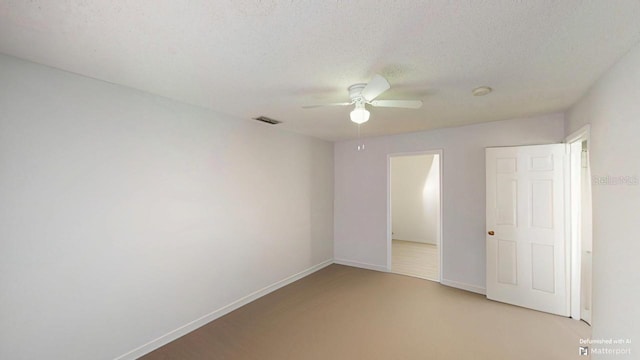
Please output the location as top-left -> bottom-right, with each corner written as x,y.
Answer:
565,125 -> 592,321
386,149 -> 444,283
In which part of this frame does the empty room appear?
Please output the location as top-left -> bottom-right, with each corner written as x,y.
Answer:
1,2 -> 639,359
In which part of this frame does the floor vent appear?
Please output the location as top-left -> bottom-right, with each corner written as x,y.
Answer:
253,116 -> 281,125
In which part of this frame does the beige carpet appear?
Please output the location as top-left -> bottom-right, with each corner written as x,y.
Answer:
392,239 -> 439,281
141,264 -> 591,360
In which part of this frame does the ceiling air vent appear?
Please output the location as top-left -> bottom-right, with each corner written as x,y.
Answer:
253,116 -> 281,125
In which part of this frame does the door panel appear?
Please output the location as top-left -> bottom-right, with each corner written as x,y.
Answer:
531,243 -> 555,293
486,144 -> 568,316
497,240 -> 517,285
531,180 -> 553,229
496,178 -> 517,225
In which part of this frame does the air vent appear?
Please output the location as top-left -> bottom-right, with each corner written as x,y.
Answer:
253,116 -> 281,125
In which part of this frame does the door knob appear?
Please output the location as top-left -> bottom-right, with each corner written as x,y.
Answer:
488,231 -> 495,236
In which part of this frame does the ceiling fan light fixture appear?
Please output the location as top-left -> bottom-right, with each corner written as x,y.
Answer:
350,103 -> 370,124
303,74 -> 421,125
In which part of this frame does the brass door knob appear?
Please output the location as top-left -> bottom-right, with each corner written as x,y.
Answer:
488,231 -> 495,236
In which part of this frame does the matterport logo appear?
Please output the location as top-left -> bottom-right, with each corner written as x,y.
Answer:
579,338 -> 632,356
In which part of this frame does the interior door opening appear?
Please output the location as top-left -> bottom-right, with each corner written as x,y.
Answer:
388,152 -> 442,282
567,126 -> 593,325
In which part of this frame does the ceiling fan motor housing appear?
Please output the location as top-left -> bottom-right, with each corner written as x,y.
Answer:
348,83 -> 367,102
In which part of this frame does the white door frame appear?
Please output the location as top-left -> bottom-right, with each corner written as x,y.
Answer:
386,149 -> 444,283
565,125 -> 591,321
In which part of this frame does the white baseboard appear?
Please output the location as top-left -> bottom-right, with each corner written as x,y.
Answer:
441,278 -> 486,295
114,259 -> 334,360
333,258 -> 389,273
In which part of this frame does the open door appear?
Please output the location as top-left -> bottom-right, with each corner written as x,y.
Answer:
486,144 -> 568,316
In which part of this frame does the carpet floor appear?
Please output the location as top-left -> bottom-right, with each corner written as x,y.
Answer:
141,264 -> 590,360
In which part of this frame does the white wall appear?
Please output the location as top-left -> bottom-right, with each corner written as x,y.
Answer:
0,54 -> 334,360
390,154 -> 439,245
334,114 -> 565,289
565,42 -> 640,358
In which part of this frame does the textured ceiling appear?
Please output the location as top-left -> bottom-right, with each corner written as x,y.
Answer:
1,1 -> 640,141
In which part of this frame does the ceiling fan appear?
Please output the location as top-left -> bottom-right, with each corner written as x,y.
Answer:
303,74 -> 423,124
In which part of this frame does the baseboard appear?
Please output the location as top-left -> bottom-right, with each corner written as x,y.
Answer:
114,258 -> 334,360
333,258 -> 389,273
441,278 -> 486,295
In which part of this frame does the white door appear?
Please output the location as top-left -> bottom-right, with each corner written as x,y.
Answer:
486,144 -> 568,316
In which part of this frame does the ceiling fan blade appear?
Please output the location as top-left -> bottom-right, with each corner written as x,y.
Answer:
302,102 -> 351,109
370,99 -> 423,109
361,74 -> 390,101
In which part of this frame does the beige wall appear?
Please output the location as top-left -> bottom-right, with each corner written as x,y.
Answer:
0,54 -> 334,360
566,43 -> 640,358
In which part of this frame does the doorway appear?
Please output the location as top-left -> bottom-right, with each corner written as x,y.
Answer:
567,126 -> 593,324
388,151 -> 442,282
